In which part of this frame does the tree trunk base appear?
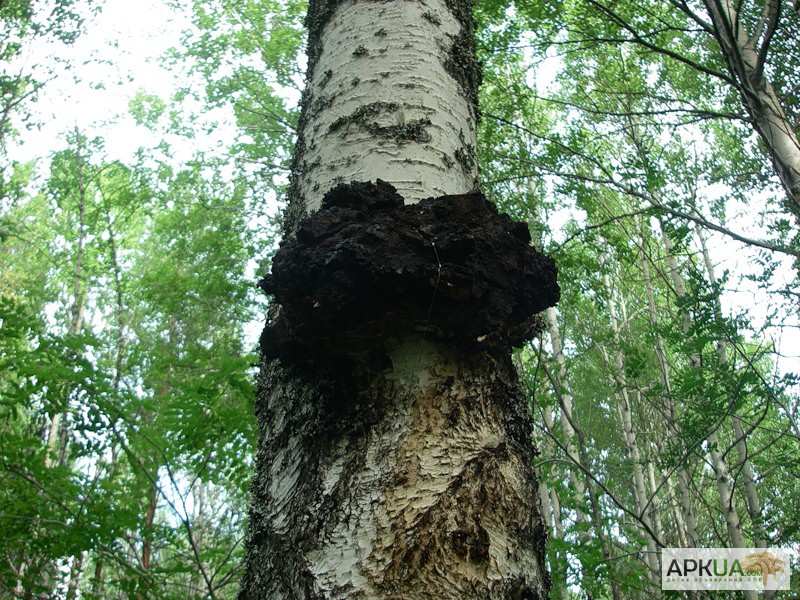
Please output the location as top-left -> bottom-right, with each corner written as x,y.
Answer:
241,182 -> 557,598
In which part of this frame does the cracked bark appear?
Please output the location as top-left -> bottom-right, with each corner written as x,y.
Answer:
238,0 -> 557,597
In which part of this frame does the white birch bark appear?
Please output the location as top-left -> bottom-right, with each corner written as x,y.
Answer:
545,308 -> 588,530
295,0 -> 477,214
534,382 -> 569,600
243,339 -> 549,598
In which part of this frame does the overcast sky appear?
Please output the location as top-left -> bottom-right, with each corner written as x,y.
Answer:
13,0 -> 194,162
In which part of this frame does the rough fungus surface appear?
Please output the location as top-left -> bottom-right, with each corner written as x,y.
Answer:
260,180 -> 559,359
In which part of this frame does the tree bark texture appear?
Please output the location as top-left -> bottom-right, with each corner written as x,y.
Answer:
239,0 -> 558,597
283,0 -> 481,233
242,343 -> 552,598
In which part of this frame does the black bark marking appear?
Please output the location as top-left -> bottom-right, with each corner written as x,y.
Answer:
422,10 -> 442,25
451,523 -> 490,563
444,27 -> 482,113
327,102 -> 432,143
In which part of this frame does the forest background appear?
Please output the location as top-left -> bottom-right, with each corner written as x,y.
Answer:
0,0 -> 798,598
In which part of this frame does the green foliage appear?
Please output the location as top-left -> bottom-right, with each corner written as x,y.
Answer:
482,5 -> 800,593
0,126 -> 259,596
173,0 -> 305,192
0,0 -> 97,153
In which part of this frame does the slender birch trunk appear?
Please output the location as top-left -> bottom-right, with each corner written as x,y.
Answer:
540,306 -> 620,600
600,268 -> 660,586
536,403 -> 570,600
640,228 -> 702,549
239,0 -> 558,597
730,415 -> 768,546
695,226 -> 771,593
660,222 -> 755,599
696,227 -> 768,543
556,383 -> 623,600
545,309 -> 588,530
646,461 -> 663,542
543,307 -> 622,598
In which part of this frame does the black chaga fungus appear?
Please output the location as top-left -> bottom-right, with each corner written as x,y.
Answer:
259,180 -> 559,359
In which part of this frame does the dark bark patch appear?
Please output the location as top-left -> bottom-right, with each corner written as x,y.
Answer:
377,441 -> 548,597
443,23 -> 482,114
259,180 -> 559,360
451,522 -> 490,563
328,102 -> 399,133
328,102 -> 432,144
421,10 -> 442,25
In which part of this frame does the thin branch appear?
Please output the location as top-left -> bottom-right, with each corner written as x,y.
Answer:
554,208 -> 661,253
648,200 -> 800,258
530,92 -> 747,124
753,0 -> 782,83
667,0 -> 716,34
582,0 -> 737,85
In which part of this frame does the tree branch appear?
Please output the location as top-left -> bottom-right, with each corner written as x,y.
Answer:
753,0 -> 782,83
582,0 -> 736,86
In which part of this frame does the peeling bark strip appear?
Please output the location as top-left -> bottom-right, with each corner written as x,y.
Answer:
261,180 -> 559,360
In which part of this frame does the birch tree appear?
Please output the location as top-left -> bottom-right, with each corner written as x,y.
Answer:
517,0 -> 800,224
238,0 -> 559,596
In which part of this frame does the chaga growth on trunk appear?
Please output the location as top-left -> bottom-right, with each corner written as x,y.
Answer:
260,180 -> 559,360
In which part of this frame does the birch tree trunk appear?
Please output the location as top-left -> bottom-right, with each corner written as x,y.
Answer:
533,380 -> 569,600
660,223 -> 755,600
238,0 -> 558,597
542,307 -> 621,600
701,0 -> 800,218
640,228 -> 702,550
696,226 -> 769,549
600,268 -> 659,586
